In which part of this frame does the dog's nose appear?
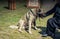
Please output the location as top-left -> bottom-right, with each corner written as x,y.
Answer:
38,9 -> 41,12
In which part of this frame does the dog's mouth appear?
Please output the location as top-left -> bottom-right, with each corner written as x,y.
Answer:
36,8 -> 44,17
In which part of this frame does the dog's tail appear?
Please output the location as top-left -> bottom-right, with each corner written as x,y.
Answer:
9,25 -> 18,29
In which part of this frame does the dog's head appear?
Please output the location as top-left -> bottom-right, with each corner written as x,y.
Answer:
30,8 -> 44,18
36,8 -> 44,18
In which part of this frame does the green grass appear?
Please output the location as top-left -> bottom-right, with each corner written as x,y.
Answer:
0,2 -> 56,39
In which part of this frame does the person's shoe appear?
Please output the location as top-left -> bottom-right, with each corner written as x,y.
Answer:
42,33 -> 48,37
42,33 -> 55,38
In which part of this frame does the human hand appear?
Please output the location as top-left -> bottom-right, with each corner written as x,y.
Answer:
37,13 -> 46,18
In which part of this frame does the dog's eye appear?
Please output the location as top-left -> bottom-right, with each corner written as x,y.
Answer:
38,9 -> 41,12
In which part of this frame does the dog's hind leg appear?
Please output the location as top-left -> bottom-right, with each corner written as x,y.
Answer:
18,20 -> 24,32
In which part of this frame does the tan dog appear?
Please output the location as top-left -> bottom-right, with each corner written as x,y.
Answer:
17,8 -> 44,34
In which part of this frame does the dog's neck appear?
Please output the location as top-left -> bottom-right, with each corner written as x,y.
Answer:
30,8 -> 38,17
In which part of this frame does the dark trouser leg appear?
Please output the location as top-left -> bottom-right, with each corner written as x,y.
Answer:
46,18 -> 56,37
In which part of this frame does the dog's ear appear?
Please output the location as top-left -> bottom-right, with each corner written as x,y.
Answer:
38,9 -> 41,12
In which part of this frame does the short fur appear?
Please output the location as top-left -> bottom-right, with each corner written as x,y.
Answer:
17,8 -> 43,34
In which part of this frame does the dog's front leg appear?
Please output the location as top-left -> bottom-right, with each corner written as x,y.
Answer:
33,20 -> 38,30
28,21 -> 32,34
34,20 -> 40,30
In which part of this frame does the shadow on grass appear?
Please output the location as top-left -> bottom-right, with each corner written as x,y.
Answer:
34,26 -> 60,39
36,26 -> 46,34
18,26 -> 60,39
4,7 -> 9,9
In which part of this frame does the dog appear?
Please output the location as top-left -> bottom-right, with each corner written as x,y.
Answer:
9,8 -> 44,34
16,8 -> 44,34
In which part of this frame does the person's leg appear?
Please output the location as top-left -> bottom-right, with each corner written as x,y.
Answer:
42,18 -> 56,37
46,19 -> 56,36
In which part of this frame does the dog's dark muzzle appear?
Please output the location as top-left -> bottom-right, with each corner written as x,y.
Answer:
37,12 -> 42,17
37,12 -> 46,18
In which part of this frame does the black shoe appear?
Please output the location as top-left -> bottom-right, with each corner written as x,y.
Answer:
42,33 -> 48,37
42,33 -> 55,38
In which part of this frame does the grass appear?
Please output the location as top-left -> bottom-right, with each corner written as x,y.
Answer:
0,1 -> 59,39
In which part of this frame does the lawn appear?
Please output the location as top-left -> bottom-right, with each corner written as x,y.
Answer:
0,1 -> 59,39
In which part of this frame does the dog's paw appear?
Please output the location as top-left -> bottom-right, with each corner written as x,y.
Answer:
18,29 -> 23,33
34,27 -> 40,31
34,26 -> 37,29
29,31 -> 32,34
37,29 -> 40,31
35,28 -> 40,31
